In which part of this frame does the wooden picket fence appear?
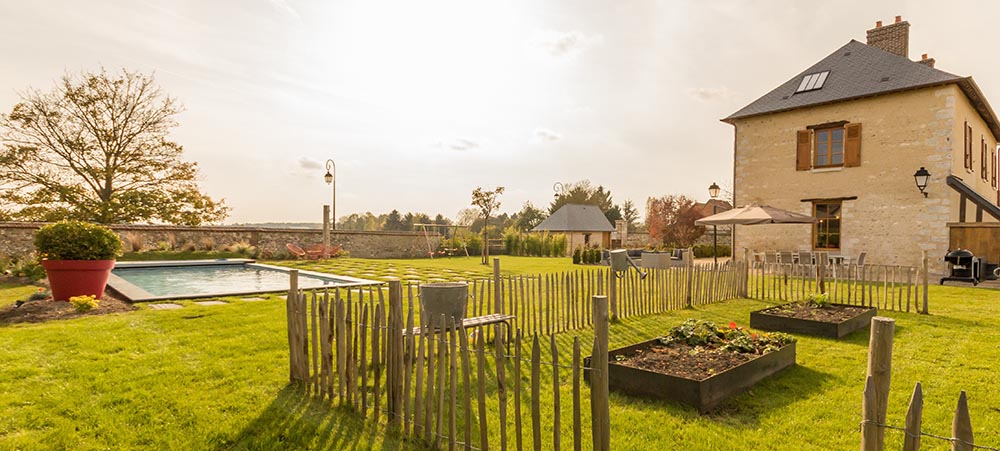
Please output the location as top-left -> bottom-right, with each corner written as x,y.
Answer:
747,252 -> 930,313
860,317 -> 993,451
450,260 -> 747,338
286,271 -> 613,451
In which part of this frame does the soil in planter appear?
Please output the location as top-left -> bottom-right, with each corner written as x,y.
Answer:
758,303 -> 870,322
615,342 -> 760,381
0,278 -> 135,325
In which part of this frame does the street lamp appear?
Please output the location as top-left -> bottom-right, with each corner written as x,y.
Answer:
552,182 -> 565,198
324,159 -> 336,230
708,182 -> 721,267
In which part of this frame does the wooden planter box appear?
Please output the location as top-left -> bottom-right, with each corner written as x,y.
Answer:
750,304 -> 877,338
585,339 -> 795,413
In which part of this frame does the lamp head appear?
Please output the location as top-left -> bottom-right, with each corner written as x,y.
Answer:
708,182 -> 721,199
913,167 -> 930,197
324,171 -> 333,185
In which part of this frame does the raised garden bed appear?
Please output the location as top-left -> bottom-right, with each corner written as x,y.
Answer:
586,320 -> 795,413
750,302 -> 876,339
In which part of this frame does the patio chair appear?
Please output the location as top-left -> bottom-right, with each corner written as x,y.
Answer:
764,251 -> 778,264
286,243 -> 307,259
304,244 -> 326,259
797,251 -> 814,266
779,251 -> 794,264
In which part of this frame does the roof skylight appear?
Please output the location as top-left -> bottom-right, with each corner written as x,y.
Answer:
795,71 -> 830,93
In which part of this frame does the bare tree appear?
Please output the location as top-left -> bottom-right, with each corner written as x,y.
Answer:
471,186 -> 504,264
0,68 -> 228,225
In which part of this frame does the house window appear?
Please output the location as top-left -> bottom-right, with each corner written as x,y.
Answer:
992,148 -> 997,189
814,127 -> 845,167
813,201 -> 841,250
584,233 -> 591,245
795,71 -> 830,93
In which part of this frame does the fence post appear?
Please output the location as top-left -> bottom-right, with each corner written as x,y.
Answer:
591,295 -> 610,451
741,248 -> 750,298
387,279 -> 404,428
287,270 -> 299,383
903,382 -> 922,451
818,253 -> 827,294
608,269 -> 618,320
685,249 -> 694,308
953,391 -> 973,451
493,258 -> 503,315
861,375 -> 880,451
921,250 -> 929,315
866,316 -> 895,450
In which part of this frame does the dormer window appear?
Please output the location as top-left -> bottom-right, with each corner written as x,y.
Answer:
795,71 -> 830,93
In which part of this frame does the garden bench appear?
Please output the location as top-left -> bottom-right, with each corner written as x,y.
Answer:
405,313 -> 516,350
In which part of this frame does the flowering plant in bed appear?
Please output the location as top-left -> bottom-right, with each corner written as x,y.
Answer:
34,221 -> 122,301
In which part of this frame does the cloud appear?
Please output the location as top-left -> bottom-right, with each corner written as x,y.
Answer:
534,128 -> 562,142
266,0 -> 303,23
688,87 -> 731,101
298,157 -> 322,170
531,30 -> 602,58
437,138 -> 480,151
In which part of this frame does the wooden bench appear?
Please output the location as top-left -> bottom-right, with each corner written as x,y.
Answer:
405,313 -> 516,349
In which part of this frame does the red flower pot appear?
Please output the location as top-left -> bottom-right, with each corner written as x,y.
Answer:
41,260 -> 115,301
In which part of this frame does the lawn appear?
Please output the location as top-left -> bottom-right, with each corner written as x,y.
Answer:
1,257 -> 998,450
275,255 -> 581,283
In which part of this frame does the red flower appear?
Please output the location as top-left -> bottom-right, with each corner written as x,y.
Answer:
728,322 -> 737,329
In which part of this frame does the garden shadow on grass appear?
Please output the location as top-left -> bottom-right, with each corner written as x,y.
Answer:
609,364 -> 834,430
224,384 -> 431,451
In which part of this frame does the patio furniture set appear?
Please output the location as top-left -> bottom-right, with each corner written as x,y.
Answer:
753,251 -> 867,267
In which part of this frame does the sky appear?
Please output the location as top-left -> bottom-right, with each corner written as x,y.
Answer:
2,0 -> 1000,224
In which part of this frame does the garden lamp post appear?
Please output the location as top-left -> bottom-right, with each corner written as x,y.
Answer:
708,182 -> 721,266
552,181 -> 565,198
323,159 -> 337,258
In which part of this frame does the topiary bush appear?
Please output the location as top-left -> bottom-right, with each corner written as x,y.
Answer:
572,248 -> 581,264
692,244 -> 732,258
34,221 -> 123,261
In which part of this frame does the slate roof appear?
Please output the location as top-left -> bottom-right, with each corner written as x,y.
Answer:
531,204 -> 615,233
723,40 -> 1000,139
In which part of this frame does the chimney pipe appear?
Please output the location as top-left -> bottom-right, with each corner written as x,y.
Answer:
918,54 -> 936,68
867,16 -> 910,58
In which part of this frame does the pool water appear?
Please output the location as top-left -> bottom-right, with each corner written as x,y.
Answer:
108,261 -> 377,301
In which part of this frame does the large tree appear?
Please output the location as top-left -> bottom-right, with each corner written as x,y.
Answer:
471,186 -> 504,265
645,195 -> 705,248
513,201 -> 546,231
620,199 -> 641,230
0,68 -> 227,225
549,180 -> 616,222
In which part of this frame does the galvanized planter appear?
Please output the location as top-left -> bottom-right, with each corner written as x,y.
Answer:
750,304 -> 877,338
585,339 -> 796,413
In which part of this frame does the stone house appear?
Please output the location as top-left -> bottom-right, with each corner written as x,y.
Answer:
723,16 -> 1000,275
531,204 -> 614,254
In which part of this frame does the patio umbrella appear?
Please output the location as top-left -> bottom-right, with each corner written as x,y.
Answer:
694,205 -> 817,226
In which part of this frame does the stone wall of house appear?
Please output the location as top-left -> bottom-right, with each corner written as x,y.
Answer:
729,86 -> 976,276
0,222 -> 440,259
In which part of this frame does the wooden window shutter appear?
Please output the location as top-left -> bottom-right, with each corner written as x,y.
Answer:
796,129 -> 811,171
965,122 -> 972,170
992,149 -> 997,188
844,123 -> 862,167
982,138 -> 988,180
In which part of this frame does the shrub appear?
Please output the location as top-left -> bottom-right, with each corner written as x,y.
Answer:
692,244 -> 732,258
69,294 -> 100,313
228,241 -> 258,257
551,234 -> 568,257
660,319 -> 795,355
572,248 -> 581,264
464,234 -> 483,256
199,237 -> 217,251
123,232 -> 145,252
34,221 -> 123,260
180,241 -> 198,252
6,257 -> 47,281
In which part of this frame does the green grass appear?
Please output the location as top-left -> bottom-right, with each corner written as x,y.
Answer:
0,283 -> 41,308
1,257 -> 999,450
273,255 -> 581,283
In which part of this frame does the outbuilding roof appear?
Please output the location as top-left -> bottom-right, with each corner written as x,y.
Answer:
531,204 -> 615,233
723,40 -> 1000,140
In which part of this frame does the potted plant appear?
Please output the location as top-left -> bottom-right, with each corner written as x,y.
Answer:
34,221 -> 123,301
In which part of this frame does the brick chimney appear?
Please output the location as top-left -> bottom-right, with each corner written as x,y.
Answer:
917,53 -> 936,68
866,15 -> 909,58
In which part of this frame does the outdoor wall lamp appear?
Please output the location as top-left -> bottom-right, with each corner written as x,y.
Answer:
913,167 -> 930,197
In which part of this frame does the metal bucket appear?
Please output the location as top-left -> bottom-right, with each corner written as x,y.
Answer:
419,282 -> 469,329
610,249 -> 629,273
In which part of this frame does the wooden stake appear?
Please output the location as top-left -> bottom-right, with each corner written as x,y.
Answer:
476,328 -> 489,451
952,391 -> 973,451
531,335 -> 541,451
861,375 -> 880,451
903,382 -> 922,451
866,316 -> 895,450
591,295 -> 610,451
551,334 -> 561,451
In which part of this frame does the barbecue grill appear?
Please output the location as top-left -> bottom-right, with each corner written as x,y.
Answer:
940,248 -> 982,286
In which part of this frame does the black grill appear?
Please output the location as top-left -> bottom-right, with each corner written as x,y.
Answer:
941,248 -> 982,286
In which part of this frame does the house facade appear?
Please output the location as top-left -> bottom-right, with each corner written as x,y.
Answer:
724,17 -> 1000,275
531,204 -> 615,255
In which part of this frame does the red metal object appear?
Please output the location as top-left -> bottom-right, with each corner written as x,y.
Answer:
41,260 -> 115,301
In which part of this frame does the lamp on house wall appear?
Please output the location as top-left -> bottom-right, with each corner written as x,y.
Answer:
913,167 -> 930,197
708,182 -> 721,267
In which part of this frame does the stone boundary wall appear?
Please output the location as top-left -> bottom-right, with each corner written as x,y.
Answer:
0,222 -> 440,259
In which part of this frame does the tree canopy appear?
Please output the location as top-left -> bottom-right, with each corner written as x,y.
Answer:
645,194 -> 705,248
471,186 -> 504,264
0,68 -> 227,225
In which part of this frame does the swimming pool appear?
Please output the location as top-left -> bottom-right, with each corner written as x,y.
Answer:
108,259 -> 380,302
